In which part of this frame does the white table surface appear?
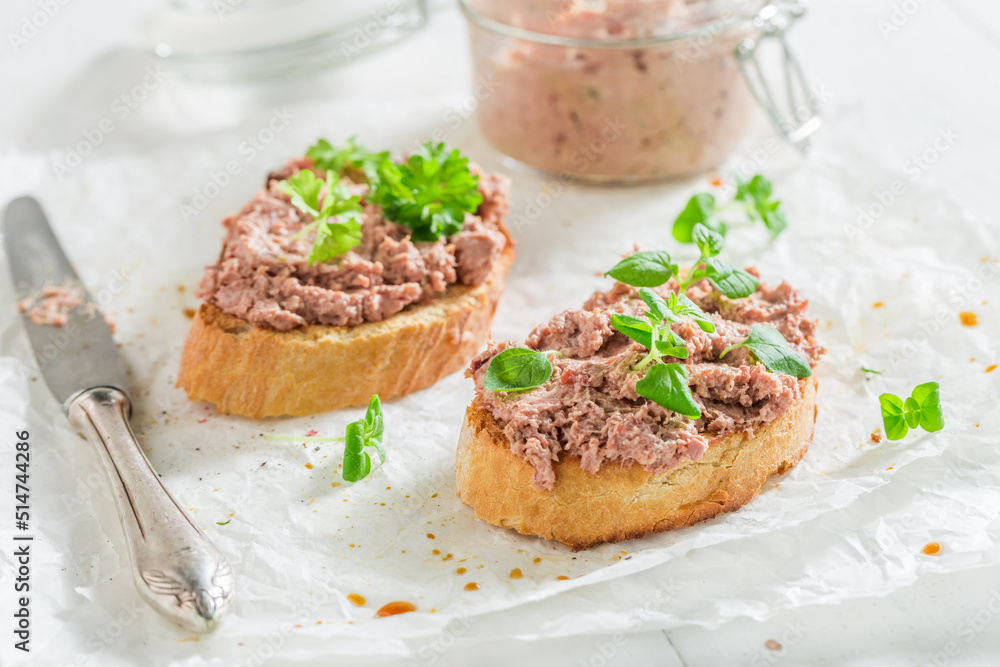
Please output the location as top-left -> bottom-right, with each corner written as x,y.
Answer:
3,0 -> 999,665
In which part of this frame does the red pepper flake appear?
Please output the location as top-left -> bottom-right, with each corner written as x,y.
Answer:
305,429 -> 318,437
197,418 -> 208,424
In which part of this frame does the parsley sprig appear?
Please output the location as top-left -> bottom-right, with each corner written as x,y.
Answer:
673,174 -> 788,242
279,169 -> 364,266
371,142 -> 483,242
306,137 -> 387,184
263,395 -> 385,482
879,382 -> 944,441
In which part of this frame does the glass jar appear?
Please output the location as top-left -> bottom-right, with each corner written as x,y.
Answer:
459,0 -> 818,183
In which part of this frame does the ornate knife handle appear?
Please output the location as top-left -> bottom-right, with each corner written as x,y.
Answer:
67,387 -> 235,633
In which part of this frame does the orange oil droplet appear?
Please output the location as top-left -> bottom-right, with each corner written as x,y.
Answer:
556,576 -> 569,581
463,582 -> 479,591
923,542 -> 941,556
347,594 -> 366,607
376,601 -> 416,618
510,568 -> 523,580
986,365 -> 997,373
959,312 -> 978,326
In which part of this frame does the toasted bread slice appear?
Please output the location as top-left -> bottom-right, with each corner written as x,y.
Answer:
456,376 -> 817,550
177,227 -> 515,418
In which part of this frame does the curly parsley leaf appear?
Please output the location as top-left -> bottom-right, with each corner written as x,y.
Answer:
371,141 -> 482,242
306,137 -> 388,183
279,169 -> 364,266
720,323 -> 812,378
635,363 -> 701,419
484,348 -> 556,392
672,193 -> 725,243
605,251 -> 677,288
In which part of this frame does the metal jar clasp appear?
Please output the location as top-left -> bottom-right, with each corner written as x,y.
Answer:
736,0 -> 822,150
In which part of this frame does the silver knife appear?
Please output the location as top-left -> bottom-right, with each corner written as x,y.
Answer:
3,196 -> 235,633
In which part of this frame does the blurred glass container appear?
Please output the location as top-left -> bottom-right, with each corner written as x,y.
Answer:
145,0 -> 428,82
459,0 -> 820,183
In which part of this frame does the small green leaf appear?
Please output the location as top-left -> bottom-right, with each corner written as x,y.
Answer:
638,288 -> 672,323
279,169 -> 324,217
903,396 -> 921,429
605,251 -> 678,288
669,293 -> 716,333
362,394 -> 385,464
861,367 -> 883,375
635,363 -> 701,419
912,382 -> 944,432
306,136 -> 387,182
879,393 -> 908,441
703,257 -> 759,299
672,194 -> 725,243
484,348 -> 555,392
720,323 -> 812,378
216,519 -> 231,526
610,314 -> 654,350
692,223 -> 724,258
342,421 -> 368,482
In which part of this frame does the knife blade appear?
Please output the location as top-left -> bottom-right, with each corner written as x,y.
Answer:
4,196 -> 128,406
3,196 -> 235,633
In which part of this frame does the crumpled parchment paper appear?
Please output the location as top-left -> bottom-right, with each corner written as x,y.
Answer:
0,98 -> 998,666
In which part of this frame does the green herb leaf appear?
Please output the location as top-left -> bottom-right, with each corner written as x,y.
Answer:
605,251 -> 677,287
635,363 -> 701,419
610,314 -> 654,350
911,382 -> 945,432
280,170 -> 365,265
216,519 -> 231,526
306,137 -> 388,183
672,194 -> 725,243
342,421 -> 371,483
370,141 -> 482,242
361,394 -> 386,465
720,323 -> 812,378
655,329 -> 690,359
736,174 -> 787,239
879,393 -> 908,441
692,223 -> 724,258
702,257 -> 760,299
669,292 -> 716,333
638,288 -> 672,323
861,367 -> 883,375
878,382 -> 944,441
484,348 -> 555,392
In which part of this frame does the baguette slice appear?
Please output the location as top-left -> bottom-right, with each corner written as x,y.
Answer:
456,376 -> 817,550
177,225 -> 515,418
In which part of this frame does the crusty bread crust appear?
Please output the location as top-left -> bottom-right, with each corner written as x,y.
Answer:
177,224 -> 515,418
456,376 -> 818,550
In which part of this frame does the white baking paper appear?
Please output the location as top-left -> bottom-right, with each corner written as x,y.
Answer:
0,97 -> 998,666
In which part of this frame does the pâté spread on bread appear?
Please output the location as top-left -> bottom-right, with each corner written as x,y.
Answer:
177,139 -> 516,418
457,225 -> 824,548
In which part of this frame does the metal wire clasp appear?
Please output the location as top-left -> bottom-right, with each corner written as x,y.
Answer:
736,0 -> 821,151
